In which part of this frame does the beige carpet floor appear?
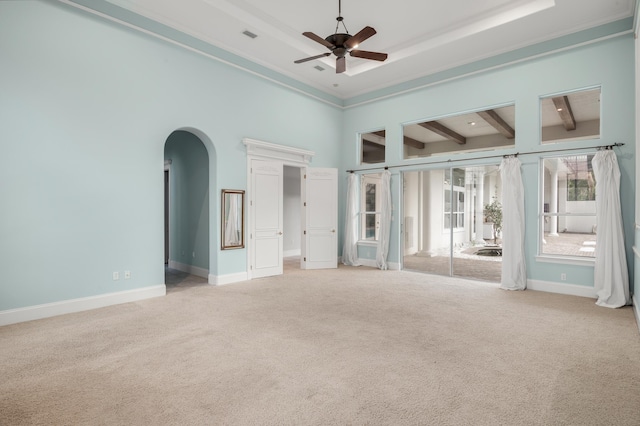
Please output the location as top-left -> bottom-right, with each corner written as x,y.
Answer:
2,265 -> 639,425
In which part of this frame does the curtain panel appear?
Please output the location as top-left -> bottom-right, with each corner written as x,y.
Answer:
592,150 -> 630,308
342,173 -> 360,266
376,170 -> 392,270
500,157 -> 527,290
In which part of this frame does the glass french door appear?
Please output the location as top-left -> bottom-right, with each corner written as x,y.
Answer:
402,164 -> 502,282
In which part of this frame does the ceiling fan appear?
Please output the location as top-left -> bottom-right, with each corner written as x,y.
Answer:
294,0 -> 388,74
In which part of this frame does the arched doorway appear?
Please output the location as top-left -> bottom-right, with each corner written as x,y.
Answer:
164,130 -> 211,288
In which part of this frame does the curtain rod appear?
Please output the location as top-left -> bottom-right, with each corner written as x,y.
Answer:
346,142 -> 624,173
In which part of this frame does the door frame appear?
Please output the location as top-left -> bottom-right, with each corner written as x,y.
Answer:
244,138 -> 315,280
164,160 -> 171,265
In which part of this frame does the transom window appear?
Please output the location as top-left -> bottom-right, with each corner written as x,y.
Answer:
540,87 -> 601,144
360,130 -> 385,165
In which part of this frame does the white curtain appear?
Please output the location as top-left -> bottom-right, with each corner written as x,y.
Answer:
342,173 -> 360,266
500,157 -> 527,290
592,150 -> 630,308
376,170 -> 392,270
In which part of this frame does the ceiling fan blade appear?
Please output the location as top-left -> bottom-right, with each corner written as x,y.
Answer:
302,32 -> 335,49
345,26 -> 377,49
294,52 -> 332,64
350,50 -> 388,61
336,56 -> 346,73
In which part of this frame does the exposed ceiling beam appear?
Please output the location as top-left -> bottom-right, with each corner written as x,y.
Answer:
477,110 -> 515,139
362,139 -> 385,150
552,96 -> 576,131
403,136 -> 425,150
362,139 -> 385,163
418,121 -> 466,144
370,130 -> 425,149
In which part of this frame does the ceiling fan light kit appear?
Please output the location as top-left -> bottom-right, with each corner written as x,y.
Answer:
294,0 -> 388,74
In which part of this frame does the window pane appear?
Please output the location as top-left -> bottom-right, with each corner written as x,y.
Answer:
365,183 -> 376,211
361,174 -> 382,241
362,213 -> 380,241
444,189 -> 451,212
541,154 -> 596,258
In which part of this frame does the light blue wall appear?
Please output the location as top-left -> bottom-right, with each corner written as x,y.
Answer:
342,35 -> 636,291
0,0 -> 635,314
0,1 -> 341,311
164,131 -> 209,270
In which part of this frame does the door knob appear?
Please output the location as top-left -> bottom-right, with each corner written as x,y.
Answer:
278,231 -> 283,235
331,229 -> 336,233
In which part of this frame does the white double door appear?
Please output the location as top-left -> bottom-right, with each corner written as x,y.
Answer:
250,160 -> 337,278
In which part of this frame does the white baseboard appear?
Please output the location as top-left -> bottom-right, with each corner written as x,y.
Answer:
209,272 -> 249,286
356,258 -> 400,270
283,249 -> 301,258
0,285 -> 166,327
633,294 -> 640,335
527,279 -> 597,299
168,260 -> 208,278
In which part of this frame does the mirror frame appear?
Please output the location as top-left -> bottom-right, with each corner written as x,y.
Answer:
221,189 -> 245,250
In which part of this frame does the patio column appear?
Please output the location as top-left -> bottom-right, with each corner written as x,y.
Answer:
475,171 -> 485,244
418,170 -> 435,256
549,164 -> 559,237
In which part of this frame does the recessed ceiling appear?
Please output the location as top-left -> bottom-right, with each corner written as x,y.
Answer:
99,0 -> 635,100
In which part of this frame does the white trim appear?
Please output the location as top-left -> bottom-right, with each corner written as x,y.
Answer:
357,258 -> 401,270
633,245 -> 640,259
283,249 -> 301,258
527,279 -> 597,298
0,285 -> 166,326
535,255 -> 595,267
168,260 -> 209,278
209,272 -> 249,286
357,240 -> 378,247
243,138 -> 315,165
633,294 -> 640,334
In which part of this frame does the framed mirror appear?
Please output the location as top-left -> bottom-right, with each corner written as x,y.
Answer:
221,189 -> 244,250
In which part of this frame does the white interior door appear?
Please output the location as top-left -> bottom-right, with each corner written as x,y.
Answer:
251,160 -> 283,278
302,168 -> 338,269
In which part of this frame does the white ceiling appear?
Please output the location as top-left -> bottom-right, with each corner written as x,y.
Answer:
102,0 -> 635,99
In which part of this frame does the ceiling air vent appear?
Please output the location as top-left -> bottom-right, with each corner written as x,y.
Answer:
242,30 -> 257,39
314,65 -> 325,71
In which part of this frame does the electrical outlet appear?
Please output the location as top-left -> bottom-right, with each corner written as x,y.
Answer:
113,271 -> 119,281
560,273 -> 566,281
124,271 -> 131,279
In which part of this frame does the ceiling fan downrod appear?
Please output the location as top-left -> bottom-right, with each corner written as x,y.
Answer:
335,0 -> 349,35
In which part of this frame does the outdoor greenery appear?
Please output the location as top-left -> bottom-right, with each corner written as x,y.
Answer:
484,198 -> 503,244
